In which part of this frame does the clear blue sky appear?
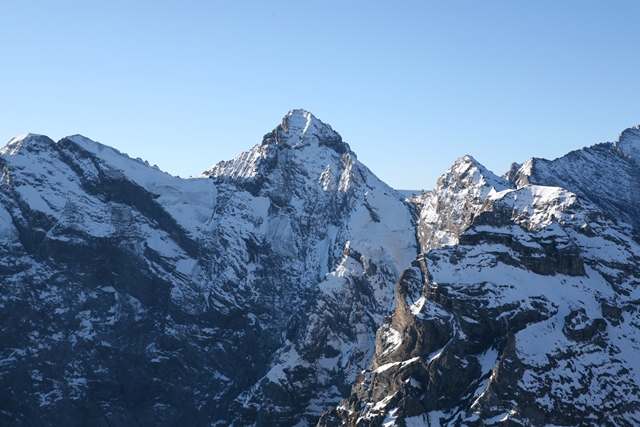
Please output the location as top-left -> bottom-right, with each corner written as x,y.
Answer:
2,1 -> 640,190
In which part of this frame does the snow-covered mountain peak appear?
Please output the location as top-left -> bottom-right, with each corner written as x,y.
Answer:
438,155 -> 512,196
280,109 -> 333,137
0,133 -> 54,156
413,155 -> 514,251
281,109 -> 317,133
206,110 -> 355,187
276,109 -> 350,154
614,124 -> 640,163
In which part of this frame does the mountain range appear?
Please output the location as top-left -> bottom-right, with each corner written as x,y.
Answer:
1,110 -> 640,426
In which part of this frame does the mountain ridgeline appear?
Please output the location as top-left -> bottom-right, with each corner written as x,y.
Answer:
1,110 -> 640,426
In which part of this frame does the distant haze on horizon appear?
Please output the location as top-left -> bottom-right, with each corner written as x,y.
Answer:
2,1 -> 640,190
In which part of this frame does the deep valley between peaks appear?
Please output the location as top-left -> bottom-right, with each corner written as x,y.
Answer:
2,110 -> 640,426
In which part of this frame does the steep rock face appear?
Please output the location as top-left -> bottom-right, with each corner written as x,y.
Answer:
0,111 -> 418,427
321,159 -> 640,426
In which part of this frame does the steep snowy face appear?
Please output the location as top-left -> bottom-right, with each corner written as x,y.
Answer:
412,155 -> 512,251
207,109 -> 416,282
201,109 -> 418,425
63,134 -> 217,235
322,159 -> 640,426
207,109 -> 349,184
506,125 -> 640,232
277,109 -> 349,154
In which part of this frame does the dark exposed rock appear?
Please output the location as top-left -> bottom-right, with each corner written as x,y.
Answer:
562,308 -> 607,343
